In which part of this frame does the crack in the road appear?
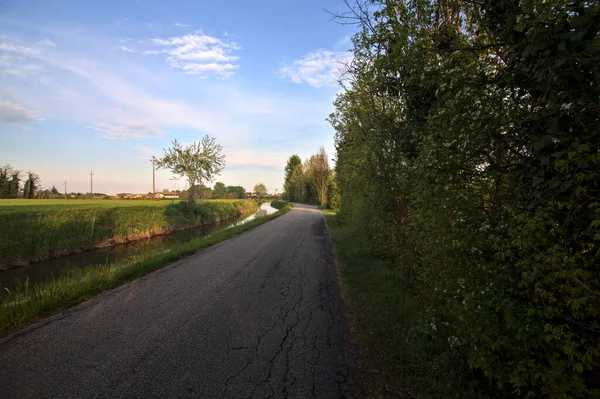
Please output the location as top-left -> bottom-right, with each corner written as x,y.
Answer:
219,222 -> 354,398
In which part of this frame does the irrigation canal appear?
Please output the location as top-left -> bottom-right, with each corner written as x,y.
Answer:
0,202 -> 278,297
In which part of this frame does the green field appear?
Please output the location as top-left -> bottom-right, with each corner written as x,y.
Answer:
0,199 -> 239,213
0,199 -> 258,267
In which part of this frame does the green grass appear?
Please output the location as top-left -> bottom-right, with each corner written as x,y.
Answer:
0,200 -> 258,267
0,204 -> 292,338
0,199 -> 240,213
324,213 -> 448,399
270,200 -> 289,210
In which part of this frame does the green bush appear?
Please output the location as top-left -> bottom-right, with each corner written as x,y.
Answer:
330,1 -> 599,397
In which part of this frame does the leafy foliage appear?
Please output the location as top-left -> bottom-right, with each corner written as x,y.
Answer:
253,183 -> 267,198
330,0 -> 600,397
156,136 -> 225,205
0,165 -> 21,198
213,182 -> 226,199
283,150 -> 333,206
226,185 -> 246,199
283,155 -> 302,201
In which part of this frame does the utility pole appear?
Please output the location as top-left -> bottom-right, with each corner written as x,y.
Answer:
151,156 -> 156,200
89,171 -> 94,199
64,181 -> 67,200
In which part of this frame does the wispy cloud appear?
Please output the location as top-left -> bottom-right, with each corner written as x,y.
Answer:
120,46 -> 160,55
0,35 -> 228,134
280,49 -> 352,88
123,32 -> 241,77
0,54 -> 43,77
174,23 -> 188,28
87,123 -> 164,139
0,99 -> 40,126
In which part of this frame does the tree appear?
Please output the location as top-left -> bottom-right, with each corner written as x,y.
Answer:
290,163 -> 305,203
284,155 -> 302,201
23,172 -> 41,199
312,146 -> 330,206
155,136 -> 225,206
326,173 -> 339,210
0,165 -> 26,198
226,185 -> 246,199
253,183 -> 267,199
198,184 -> 213,200
213,182 -> 226,199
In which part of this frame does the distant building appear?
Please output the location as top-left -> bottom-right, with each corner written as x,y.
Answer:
151,192 -> 178,200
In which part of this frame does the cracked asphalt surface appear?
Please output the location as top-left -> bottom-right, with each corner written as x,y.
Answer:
0,203 -> 357,398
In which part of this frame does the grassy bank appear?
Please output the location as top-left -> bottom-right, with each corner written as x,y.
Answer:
0,200 -> 257,268
324,213 -> 471,399
0,203 -> 292,338
270,200 -> 289,210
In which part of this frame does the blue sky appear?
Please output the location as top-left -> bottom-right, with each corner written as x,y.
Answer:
0,0 -> 356,194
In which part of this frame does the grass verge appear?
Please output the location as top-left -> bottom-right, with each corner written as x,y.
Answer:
0,204 -> 292,338
324,212 -> 431,399
270,200 -> 289,210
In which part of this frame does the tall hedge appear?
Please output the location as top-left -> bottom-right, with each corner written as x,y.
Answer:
330,1 -> 599,397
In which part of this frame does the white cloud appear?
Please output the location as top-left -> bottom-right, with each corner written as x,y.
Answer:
0,99 -> 39,126
87,123 -> 164,139
123,33 -> 241,77
281,49 -> 352,88
0,38 -> 225,134
174,23 -> 188,28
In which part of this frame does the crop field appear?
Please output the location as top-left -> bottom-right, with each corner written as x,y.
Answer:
0,199 -> 239,214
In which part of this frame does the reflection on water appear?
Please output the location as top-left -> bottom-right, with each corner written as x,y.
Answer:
0,202 -> 277,297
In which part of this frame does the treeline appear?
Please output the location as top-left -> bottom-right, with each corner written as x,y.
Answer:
185,183 -> 246,200
283,147 -> 339,208
0,165 -> 42,199
330,1 -> 599,398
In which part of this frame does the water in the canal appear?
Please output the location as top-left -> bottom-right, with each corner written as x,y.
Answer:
0,202 -> 277,297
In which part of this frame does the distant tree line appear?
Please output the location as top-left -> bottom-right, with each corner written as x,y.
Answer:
283,148 -> 338,208
176,183 -> 247,201
0,164 -> 42,199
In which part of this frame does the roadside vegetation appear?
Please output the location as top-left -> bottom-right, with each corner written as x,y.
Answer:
0,199 -> 257,268
322,1 -> 598,398
283,149 -> 339,209
0,203 -> 292,337
325,213 -> 435,398
270,200 -> 289,210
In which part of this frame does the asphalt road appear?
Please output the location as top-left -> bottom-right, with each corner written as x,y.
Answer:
0,203 -> 356,398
